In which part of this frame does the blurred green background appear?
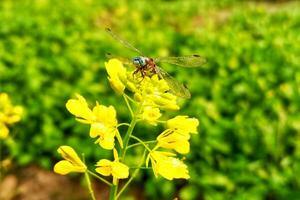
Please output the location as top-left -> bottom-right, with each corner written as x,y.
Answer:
1,0 -> 300,199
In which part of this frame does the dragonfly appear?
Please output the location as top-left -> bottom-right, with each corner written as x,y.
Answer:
105,28 -> 206,99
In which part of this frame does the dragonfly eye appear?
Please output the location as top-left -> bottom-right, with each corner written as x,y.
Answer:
132,57 -> 146,66
132,57 -> 140,65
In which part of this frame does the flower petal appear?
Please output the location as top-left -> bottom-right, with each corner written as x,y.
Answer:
54,160 -> 86,175
93,104 -> 117,126
89,122 -> 107,138
95,159 -> 112,176
105,59 -> 127,94
57,146 -> 86,169
142,107 -> 161,125
0,123 -> 9,139
111,162 -> 129,179
66,94 -> 94,122
157,157 -> 190,180
149,151 -> 189,180
167,116 -> 199,134
157,130 -> 190,154
108,78 -> 126,95
99,133 -> 115,150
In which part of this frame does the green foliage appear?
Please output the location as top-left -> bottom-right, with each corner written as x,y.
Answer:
1,0 -> 300,199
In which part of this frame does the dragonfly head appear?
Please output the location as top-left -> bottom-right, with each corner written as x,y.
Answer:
133,56 -> 147,67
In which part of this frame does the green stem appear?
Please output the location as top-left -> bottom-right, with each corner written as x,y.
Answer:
109,184 -> 117,200
87,170 -> 112,186
123,94 -> 134,118
130,135 -> 152,152
109,104 -> 142,200
127,140 -> 157,150
121,115 -> 138,159
81,154 -> 96,200
123,93 -> 136,103
116,150 -> 147,199
117,123 -> 130,128
84,171 -> 96,200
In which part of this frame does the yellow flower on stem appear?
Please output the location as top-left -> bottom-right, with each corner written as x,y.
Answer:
66,94 -> 123,150
65,94 -> 94,123
105,59 -> 127,95
157,129 -> 190,154
155,116 -> 199,154
141,106 -> 161,125
146,151 -> 190,180
96,149 -> 129,184
167,115 -> 199,136
90,103 -> 122,149
54,146 -> 87,175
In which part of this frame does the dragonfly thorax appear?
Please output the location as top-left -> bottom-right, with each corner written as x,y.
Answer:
132,56 -> 149,67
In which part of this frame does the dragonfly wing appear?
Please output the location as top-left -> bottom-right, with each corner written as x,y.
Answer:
105,28 -> 144,56
154,55 -> 206,67
157,67 -> 191,99
105,52 -> 133,66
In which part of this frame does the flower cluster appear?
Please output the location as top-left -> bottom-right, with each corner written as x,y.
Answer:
65,94 -> 123,150
105,59 -> 179,124
0,93 -> 23,139
145,115 -> 199,180
54,95 -> 129,181
105,59 -> 199,180
54,58 -> 199,199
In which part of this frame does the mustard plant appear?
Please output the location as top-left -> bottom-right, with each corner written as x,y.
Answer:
54,59 -> 199,200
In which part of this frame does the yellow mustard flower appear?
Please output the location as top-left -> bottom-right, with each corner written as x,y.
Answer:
146,151 -> 190,180
105,59 -> 127,95
141,106 -> 161,125
65,94 -> 94,123
155,116 -> 199,153
157,129 -> 190,154
0,123 -> 9,139
127,73 -> 180,111
54,146 -> 87,175
167,115 -> 199,136
0,93 -> 23,139
66,94 -> 123,150
96,149 -> 129,184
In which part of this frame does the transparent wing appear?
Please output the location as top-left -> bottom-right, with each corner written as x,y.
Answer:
105,28 -> 144,56
157,67 -> 191,99
105,52 -> 133,66
154,55 -> 206,67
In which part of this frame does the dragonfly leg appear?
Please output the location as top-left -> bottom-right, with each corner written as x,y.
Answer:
132,67 -> 145,83
133,68 -> 139,76
141,69 -> 147,78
